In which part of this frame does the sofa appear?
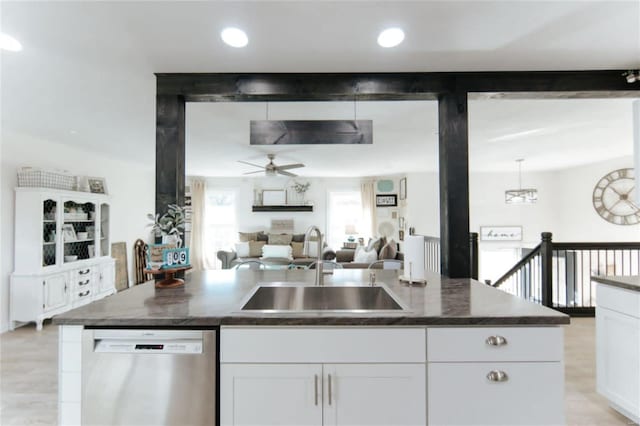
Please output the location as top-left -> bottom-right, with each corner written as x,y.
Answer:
217,231 -> 336,269
335,237 -> 404,269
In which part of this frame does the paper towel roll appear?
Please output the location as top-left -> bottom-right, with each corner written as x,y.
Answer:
404,235 -> 426,281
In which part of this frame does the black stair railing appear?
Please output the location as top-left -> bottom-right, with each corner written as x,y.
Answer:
492,232 -> 640,315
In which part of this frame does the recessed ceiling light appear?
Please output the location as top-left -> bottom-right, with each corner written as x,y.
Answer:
377,28 -> 404,48
221,27 -> 248,48
0,33 -> 22,52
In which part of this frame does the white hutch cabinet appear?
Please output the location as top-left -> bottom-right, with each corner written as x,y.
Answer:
10,188 -> 116,330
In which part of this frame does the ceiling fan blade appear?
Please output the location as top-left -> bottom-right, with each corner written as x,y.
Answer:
277,163 -> 305,170
238,160 -> 265,169
243,170 -> 265,175
277,170 -> 297,177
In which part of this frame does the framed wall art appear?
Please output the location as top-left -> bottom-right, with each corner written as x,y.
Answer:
87,177 -> 108,194
376,194 -> 397,207
399,178 -> 407,200
262,189 -> 287,206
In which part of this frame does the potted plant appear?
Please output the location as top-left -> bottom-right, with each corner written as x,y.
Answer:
147,204 -> 186,247
292,181 -> 311,204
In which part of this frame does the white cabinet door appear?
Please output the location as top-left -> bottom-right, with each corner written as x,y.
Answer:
324,364 -> 426,426
428,362 -> 564,425
43,273 -> 68,311
221,364 -> 322,426
597,306 -> 640,419
98,262 -> 114,294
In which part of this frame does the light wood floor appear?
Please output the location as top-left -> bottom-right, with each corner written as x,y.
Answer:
0,318 -> 637,425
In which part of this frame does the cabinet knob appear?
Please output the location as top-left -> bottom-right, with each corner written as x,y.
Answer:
485,335 -> 508,346
486,370 -> 509,382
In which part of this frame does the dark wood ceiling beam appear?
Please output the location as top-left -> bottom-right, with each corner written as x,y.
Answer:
157,71 -> 638,101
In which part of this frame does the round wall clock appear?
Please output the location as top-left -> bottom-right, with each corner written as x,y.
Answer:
592,168 -> 640,226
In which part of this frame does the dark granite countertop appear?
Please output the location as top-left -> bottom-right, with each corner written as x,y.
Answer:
53,270 -> 569,327
592,275 -> 640,293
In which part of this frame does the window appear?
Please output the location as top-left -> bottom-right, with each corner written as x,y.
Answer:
327,191 -> 363,250
205,189 -> 237,269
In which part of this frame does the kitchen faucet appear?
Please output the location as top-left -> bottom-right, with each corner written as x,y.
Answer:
303,225 -> 323,286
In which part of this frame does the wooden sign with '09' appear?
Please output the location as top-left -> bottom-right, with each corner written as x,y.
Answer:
163,247 -> 190,267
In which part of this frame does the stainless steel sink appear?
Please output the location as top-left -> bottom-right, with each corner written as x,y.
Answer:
240,284 -> 409,312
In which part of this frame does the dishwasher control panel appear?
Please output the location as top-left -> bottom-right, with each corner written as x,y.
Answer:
94,339 -> 203,354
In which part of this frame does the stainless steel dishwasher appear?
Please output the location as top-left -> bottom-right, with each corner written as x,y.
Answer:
82,329 -> 216,426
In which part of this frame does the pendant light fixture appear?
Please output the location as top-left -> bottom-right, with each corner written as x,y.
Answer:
505,159 -> 538,204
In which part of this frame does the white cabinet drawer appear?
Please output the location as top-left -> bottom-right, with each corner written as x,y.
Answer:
428,362 -> 564,425
597,284 -> 640,319
221,327 -> 425,363
72,275 -> 92,291
427,327 -> 563,362
72,287 -> 92,304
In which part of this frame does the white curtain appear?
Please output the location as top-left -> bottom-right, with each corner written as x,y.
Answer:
360,181 -> 376,240
189,180 -> 216,270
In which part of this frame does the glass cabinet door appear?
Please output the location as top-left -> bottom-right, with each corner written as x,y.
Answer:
62,200 -> 96,263
42,199 -> 57,267
100,203 -> 110,257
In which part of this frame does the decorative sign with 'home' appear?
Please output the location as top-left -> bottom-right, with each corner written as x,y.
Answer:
480,226 -> 523,242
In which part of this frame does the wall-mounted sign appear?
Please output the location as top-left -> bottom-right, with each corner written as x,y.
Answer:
376,194 -> 398,207
480,226 -> 523,242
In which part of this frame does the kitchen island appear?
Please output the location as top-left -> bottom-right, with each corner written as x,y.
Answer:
54,269 -> 569,426
593,275 -> 640,424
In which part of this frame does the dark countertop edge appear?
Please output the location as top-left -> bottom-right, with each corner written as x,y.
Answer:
52,315 -> 570,327
591,275 -> 640,293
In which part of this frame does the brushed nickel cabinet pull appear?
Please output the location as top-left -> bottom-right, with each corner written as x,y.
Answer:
486,370 -> 509,382
79,279 -> 90,286
79,269 -> 91,275
485,335 -> 508,346
79,290 -> 90,297
314,374 -> 318,406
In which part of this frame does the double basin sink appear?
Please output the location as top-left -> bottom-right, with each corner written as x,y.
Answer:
240,283 -> 409,313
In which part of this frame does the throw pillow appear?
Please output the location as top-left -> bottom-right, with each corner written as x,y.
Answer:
261,244 -> 293,260
378,239 -> 398,260
235,242 -> 250,258
353,246 -> 378,264
291,233 -> 306,243
239,231 -> 258,242
248,241 -> 266,257
257,231 -> 269,242
367,237 -> 385,254
268,233 -> 293,245
291,241 -> 304,258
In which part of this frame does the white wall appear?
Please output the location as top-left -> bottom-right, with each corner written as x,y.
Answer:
405,172 -> 439,237
197,176 -> 362,240
1,132 -> 154,332
193,175 -> 410,249
404,156 -> 638,282
552,156 -> 638,242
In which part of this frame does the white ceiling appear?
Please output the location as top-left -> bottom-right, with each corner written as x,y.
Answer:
186,98 -> 636,176
1,1 -> 639,175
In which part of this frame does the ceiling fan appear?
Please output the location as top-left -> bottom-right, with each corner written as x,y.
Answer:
238,154 -> 305,177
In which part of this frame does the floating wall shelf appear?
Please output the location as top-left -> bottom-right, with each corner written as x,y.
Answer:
252,205 -> 313,213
